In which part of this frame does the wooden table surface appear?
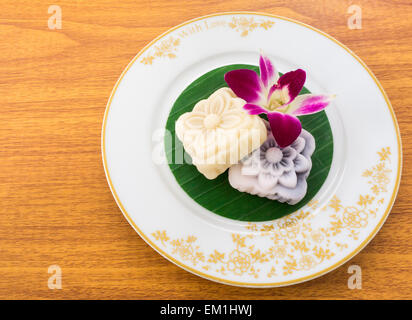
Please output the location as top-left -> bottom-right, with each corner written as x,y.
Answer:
0,0 -> 411,300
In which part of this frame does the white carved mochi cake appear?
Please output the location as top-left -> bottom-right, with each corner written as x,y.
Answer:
228,128 -> 316,205
175,88 -> 267,179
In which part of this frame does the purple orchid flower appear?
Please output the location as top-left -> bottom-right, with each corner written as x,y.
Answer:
224,54 -> 333,147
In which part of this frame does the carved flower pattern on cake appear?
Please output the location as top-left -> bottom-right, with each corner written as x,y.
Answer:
175,87 -> 267,179
229,128 -> 315,204
242,133 -> 311,188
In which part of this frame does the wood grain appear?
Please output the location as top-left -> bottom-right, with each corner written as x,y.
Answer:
0,0 -> 411,300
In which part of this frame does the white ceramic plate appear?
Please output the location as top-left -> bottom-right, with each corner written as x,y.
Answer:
102,12 -> 401,287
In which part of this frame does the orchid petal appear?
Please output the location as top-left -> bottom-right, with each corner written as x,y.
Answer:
267,112 -> 302,148
288,94 -> 334,115
269,69 -> 306,105
259,54 -> 279,88
224,69 -> 265,105
243,103 -> 267,115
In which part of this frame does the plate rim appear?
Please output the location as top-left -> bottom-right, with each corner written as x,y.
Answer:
101,11 -> 402,287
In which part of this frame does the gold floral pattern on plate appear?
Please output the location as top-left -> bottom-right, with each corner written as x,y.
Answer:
228,17 -> 275,37
141,37 -> 180,65
151,147 -> 392,278
140,17 -> 274,64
